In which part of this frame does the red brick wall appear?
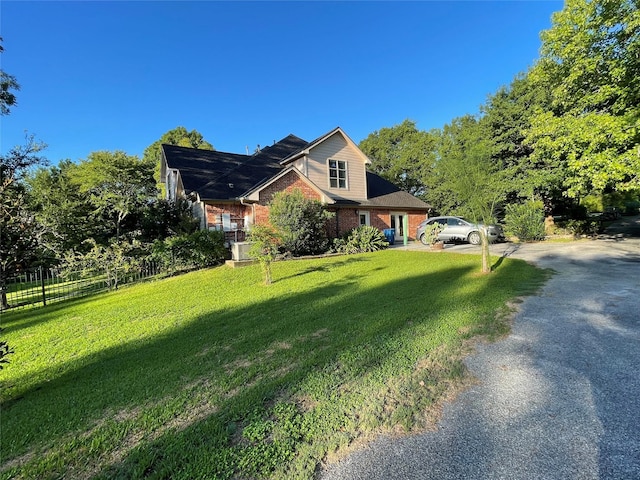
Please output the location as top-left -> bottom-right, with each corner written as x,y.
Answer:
205,203 -> 248,228
328,209 -> 428,240
258,172 -> 322,205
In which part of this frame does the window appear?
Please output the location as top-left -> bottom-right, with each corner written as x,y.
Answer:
328,159 -> 347,189
359,211 -> 370,226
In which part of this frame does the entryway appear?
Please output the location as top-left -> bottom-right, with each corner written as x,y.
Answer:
390,212 -> 406,242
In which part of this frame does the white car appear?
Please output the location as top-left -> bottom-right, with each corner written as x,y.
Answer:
417,216 -> 504,245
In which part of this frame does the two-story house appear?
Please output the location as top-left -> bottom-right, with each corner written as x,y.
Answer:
160,127 -> 430,244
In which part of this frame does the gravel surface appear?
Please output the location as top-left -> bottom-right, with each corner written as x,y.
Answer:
320,219 -> 640,480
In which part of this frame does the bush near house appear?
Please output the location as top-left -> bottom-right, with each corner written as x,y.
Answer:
151,230 -> 227,270
503,200 -> 546,242
333,225 -> 389,254
269,189 -> 334,256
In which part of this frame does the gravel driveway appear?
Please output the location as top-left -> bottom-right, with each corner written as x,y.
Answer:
321,220 -> 640,479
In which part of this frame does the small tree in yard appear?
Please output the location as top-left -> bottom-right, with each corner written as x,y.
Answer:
248,225 -> 281,285
268,189 -> 334,256
433,116 -> 508,273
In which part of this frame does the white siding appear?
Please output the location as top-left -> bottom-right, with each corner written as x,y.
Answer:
305,132 -> 368,201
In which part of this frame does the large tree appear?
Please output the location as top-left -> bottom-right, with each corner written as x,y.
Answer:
527,0 -> 640,197
144,127 -> 214,196
359,119 -> 436,198
0,137 -> 47,308
482,73 -> 563,213
69,151 -> 157,241
27,160 -> 110,258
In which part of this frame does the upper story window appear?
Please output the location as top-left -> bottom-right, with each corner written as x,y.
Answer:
328,159 -> 347,189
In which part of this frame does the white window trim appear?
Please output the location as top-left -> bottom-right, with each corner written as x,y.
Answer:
359,211 -> 370,226
327,158 -> 348,190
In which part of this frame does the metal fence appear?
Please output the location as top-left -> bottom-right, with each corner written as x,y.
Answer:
0,262 -> 164,314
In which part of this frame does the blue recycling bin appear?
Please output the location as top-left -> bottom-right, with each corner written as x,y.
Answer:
383,228 -> 395,245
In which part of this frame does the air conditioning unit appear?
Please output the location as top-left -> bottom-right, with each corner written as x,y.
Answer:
231,242 -> 252,261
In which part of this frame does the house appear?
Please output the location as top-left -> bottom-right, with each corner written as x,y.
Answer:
160,127 -> 430,244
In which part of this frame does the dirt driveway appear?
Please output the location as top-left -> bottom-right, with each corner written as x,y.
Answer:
321,218 -> 640,479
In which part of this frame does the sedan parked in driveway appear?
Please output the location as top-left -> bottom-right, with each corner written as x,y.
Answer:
417,216 -> 504,245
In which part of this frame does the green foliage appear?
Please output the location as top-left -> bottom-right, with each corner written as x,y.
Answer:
503,200 -> 546,242
624,200 -> 640,215
561,219 -> 602,237
268,189 -> 334,256
0,251 -> 547,480
426,116 -> 508,272
136,198 -> 200,242
527,0 -> 640,196
27,160 -> 110,258
61,239 -> 144,290
420,222 -> 444,246
1,136 -> 47,308
333,225 -> 389,254
248,224 -> 282,285
152,230 -> 227,271
69,151 -> 157,241
359,119 -> 436,197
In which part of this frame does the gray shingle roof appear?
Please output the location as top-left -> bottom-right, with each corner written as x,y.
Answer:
162,134 -> 307,200
161,132 -> 430,210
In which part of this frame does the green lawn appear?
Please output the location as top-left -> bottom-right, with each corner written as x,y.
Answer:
0,250 -> 548,480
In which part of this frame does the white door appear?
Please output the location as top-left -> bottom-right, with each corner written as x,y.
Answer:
390,212 -> 406,241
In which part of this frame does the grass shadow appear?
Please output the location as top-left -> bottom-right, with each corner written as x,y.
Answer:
1,252 -> 547,479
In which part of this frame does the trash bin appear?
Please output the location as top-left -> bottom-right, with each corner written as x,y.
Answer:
383,228 -> 395,245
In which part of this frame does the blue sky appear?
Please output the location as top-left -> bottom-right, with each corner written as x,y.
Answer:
1,1 -> 563,164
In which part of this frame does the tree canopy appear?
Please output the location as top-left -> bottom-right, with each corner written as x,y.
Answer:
359,120 -> 435,198
69,151 -> 157,241
527,0 -> 640,196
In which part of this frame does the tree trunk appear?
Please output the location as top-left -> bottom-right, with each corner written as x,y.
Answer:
480,227 -> 491,274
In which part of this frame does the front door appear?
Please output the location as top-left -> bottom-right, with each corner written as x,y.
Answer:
390,212 -> 406,241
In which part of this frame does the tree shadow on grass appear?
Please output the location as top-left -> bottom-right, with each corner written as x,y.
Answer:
1,255 -> 545,479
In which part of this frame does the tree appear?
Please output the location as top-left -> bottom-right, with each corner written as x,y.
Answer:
69,151 -> 157,241
27,160 -> 109,259
359,119 -> 436,197
0,136 -> 47,308
248,225 -> 282,285
0,37 -> 19,115
482,73 -> 563,213
527,0 -> 640,197
268,189 -> 334,256
429,116 -> 508,273
143,127 -> 214,196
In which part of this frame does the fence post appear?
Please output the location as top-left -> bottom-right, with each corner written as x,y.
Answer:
40,266 -> 47,307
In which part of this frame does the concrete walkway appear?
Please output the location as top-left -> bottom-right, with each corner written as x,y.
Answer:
321,218 -> 640,479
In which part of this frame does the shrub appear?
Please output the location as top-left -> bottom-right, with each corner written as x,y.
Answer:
503,200 -> 546,242
152,230 -> 227,270
563,219 -> 601,237
333,225 -> 389,254
268,189 -> 334,256
248,225 -> 282,285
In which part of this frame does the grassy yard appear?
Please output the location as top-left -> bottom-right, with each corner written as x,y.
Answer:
0,250 -> 548,479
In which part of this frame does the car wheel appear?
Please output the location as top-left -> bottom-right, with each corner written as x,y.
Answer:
468,231 -> 481,245
419,233 -> 429,245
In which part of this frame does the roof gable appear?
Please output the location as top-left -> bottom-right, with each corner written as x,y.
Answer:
280,127 -> 371,166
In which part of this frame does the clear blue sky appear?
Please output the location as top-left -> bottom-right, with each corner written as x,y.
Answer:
1,1 -> 563,164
